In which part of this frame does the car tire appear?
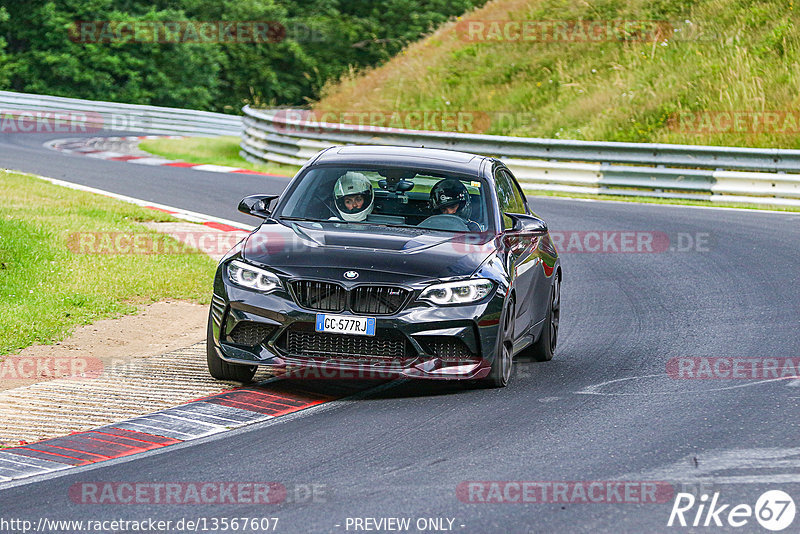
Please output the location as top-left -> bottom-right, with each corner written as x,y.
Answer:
206,313 -> 257,383
480,297 -> 515,388
520,274 -> 560,362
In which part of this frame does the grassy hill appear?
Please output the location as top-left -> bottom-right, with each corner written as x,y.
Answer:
314,0 -> 800,148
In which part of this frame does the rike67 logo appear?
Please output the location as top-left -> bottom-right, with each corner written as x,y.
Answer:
668,490 -> 796,531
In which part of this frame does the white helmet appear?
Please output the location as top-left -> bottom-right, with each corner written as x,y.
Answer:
334,172 -> 374,221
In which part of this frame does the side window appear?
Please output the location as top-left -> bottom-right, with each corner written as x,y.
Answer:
495,168 -> 524,229
504,169 -> 528,215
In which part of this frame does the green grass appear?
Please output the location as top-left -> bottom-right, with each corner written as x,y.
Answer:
0,170 -> 218,356
316,0 -> 800,149
139,136 -> 300,176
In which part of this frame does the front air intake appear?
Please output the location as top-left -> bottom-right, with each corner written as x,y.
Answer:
349,286 -> 410,315
228,321 -> 275,347
290,281 -> 347,312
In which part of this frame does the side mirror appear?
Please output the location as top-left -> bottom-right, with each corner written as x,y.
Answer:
505,213 -> 548,236
238,194 -> 278,219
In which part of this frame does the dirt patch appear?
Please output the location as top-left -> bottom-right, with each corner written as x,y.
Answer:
0,220 -> 238,394
0,300 -> 208,391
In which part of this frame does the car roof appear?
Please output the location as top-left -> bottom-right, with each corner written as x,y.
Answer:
311,145 -> 491,175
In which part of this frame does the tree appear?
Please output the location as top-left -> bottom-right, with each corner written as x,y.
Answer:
0,0 -> 488,111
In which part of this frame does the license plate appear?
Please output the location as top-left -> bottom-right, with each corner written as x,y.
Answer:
315,314 -> 376,336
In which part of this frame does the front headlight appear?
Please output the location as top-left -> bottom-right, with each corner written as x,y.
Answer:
226,260 -> 281,292
419,279 -> 494,306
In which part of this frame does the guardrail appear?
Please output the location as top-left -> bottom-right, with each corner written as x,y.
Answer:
241,106 -> 800,207
0,91 -> 241,136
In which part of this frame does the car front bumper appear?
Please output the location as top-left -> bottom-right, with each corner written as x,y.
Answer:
210,277 -> 506,381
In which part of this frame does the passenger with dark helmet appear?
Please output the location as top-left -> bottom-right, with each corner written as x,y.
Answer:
429,178 -> 480,231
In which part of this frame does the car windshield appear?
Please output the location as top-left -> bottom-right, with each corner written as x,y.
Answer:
276,166 -> 492,233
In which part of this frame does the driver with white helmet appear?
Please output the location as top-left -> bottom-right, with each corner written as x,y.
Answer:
333,171 -> 374,222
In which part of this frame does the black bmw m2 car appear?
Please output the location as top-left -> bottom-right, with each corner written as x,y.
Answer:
207,146 -> 561,387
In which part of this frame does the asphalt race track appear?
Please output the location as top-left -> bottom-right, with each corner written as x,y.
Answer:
2,132 -> 799,533
0,132 -> 286,226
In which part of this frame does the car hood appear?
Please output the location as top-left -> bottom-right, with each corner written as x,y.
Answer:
241,220 -> 499,283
